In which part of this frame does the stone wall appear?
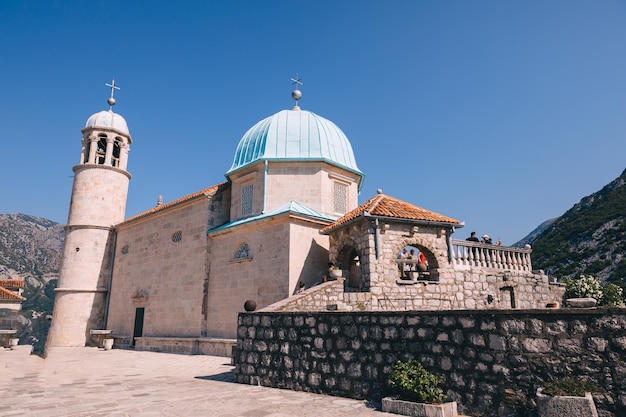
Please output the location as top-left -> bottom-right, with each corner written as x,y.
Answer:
325,219 -> 565,312
262,270 -> 564,314
133,336 -> 235,356
108,195 -> 212,339
233,309 -> 626,417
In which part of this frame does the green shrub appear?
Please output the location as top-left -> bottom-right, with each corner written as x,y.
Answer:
600,283 -> 624,306
542,377 -> 601,397
386,360 -> 446,404
563,275 -> 603,301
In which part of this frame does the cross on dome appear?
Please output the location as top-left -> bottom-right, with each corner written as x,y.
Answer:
290,73 -> 303,110
105,79 -> 121,109
291,73 -> 303,89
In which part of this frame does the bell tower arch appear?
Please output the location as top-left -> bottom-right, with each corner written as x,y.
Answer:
47,81 -> 132,350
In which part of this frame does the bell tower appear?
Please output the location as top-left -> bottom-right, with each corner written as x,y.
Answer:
46,80 -> 132,349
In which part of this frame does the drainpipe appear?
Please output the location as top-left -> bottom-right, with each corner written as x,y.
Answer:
103,229 -> 117,329
446,227 -> 454,263
262,160 -> 268,214
374,218 -> 380,260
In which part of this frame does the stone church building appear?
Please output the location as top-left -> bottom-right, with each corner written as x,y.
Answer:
46,81 -> 564,356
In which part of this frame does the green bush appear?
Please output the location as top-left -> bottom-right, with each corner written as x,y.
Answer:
386,360 -> 446,404
562,275 -> 626,306
600,283 -> 624,306
563,275 -> 603,301
542,377 -> 601,397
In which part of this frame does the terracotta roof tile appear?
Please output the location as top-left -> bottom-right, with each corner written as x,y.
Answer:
0,285 -> 25,300
119,182 -> 229,225
321,192 -> 459,233
0,279 -> 24,288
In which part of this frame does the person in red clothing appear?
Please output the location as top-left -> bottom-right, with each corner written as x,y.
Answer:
417,251 -> 428,271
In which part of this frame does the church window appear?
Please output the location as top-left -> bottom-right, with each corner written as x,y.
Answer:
334,182 -> 348,214
234,243 -> 251,260
241,184 -> 253,216
172,231 -> 183,243
121,245 -> 129,255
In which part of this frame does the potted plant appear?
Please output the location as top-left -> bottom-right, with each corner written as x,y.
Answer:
382,360 -> 458,417
562,275 -> 602,307
103,337 -> 114,351
9,337 -> 19,349
536,377 -> 600,417
328,264 -> 342,279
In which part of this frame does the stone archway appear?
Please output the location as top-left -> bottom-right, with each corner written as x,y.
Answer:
331,235 -> 365,292
395,238 -> 441,281
337,247 -> 360,289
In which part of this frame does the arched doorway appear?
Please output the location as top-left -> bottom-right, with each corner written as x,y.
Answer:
336,246 -> 363,291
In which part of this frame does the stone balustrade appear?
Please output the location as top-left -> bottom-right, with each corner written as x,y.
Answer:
450,239 -> 532,271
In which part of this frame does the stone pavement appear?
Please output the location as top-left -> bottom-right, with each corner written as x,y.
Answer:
1,345 -> 398,417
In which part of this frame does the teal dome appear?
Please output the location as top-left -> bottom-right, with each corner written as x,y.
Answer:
227,109 -> 363,177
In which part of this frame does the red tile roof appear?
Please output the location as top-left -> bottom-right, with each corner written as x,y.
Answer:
321,192 -> 460,234
0,279 -> 24,289
119,182 -> 229,225
0,285 -> 25,301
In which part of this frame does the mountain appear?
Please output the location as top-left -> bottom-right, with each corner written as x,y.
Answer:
0,213 -> 64,353
514,217 -> 558,248
529,168 -> 626,287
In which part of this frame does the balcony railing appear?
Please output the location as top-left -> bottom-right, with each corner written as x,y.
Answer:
450,239 -> 532,271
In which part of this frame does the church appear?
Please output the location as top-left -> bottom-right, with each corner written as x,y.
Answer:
46,79 -> 564,356
46,79 -> 365,354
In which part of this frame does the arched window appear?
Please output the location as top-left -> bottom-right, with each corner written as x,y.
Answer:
96,134 -> 107,165
234,243 -> 251,260
112,137 -> 122,167
397,245 -> 428,280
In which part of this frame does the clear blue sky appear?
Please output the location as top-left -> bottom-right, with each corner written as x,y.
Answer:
2,1 -> 625,245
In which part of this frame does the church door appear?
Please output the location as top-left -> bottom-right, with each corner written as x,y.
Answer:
133,307 -> 144,346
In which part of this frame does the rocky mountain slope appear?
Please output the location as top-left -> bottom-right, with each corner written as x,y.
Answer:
514,217 -> 557,248
0,213 -> 64,353
529,168 -> 626,286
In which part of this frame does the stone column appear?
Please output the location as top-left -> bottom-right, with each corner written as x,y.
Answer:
88,136 -> 97,164
105,137 -> 114,166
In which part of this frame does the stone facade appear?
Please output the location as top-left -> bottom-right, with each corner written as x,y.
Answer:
233,309 -> 626,417
101,157 -> 358,347
107,187 -> 225,341
272,216 -> 565,314
206,216 -> 330,338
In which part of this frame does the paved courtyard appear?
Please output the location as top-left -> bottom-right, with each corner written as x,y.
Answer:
1,345 -> 397,417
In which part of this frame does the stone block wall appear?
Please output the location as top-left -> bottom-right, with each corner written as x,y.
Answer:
233,309 -> 626,417
326,219 -> 564,312
134,336 -> 235,356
